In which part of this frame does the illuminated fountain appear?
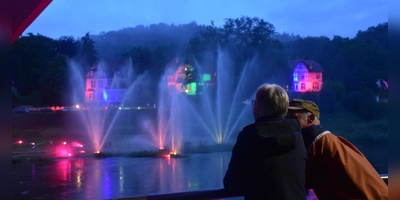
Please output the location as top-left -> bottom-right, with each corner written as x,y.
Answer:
68,47 -> 279,157
182,48 -> 264,145
142,48 -> 271,156
68,59 -> 155,155
142,68 -> 185,156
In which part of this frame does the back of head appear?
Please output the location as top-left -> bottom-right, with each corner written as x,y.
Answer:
255,84 -> 289,118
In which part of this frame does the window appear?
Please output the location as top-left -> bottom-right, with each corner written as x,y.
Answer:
316,75 -> 320,79
98,80 -> 103,88
301,83 -> 305,90
313,83 -> 319,91
293,73 -> 298,82
295,84 -> 298,90
91,80 -> 96,88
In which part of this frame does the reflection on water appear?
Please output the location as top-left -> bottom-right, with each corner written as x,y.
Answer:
12,146 -> 387,200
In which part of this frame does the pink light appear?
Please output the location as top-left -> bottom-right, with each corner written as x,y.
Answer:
18,140 -> 23,144
63,142 -> 67,145
30,142 -> 35,145
71,141 -> 83,148
68,153 -> 72,157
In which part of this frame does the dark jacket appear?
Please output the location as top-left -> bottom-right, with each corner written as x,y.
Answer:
223,117 -> 307,200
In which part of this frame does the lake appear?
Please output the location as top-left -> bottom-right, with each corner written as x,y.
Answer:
12,144 -> 387,200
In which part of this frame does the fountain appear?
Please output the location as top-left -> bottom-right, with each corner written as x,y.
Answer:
141,48 -> 275,155
67,47 -> 281,157
68,59 -> 156,155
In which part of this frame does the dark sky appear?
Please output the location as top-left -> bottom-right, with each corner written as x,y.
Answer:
23,0 -> 388,39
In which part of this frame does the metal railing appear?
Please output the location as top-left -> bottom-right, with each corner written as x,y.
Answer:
110,174 -> 388,200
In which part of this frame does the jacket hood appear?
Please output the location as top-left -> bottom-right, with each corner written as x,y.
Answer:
250,118 -> 302,155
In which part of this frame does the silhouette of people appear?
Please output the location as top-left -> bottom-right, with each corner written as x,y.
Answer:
286,98 -> 388,200
224,84 -> 307,200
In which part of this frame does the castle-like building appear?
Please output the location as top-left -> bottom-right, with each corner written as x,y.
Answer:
85,68 -> 128,104
289,59 -> 324,92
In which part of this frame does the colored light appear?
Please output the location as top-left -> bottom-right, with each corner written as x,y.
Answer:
202,74 -> 211,81
18,140 -> 23,144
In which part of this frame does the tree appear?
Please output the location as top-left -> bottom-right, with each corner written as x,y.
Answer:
38,54 -> 68,106
12,33 -> 58,98
57,36 -> 80,58
78,32 -> 98,70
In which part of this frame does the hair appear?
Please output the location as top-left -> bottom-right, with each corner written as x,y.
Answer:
296,112 -> 320,125
255,84 -> 289,117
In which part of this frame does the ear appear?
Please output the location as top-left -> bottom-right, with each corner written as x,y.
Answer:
308,113 -> 315,123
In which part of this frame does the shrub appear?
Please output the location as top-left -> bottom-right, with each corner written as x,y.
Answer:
342,89 -> 386,120
347,119 -> 388,144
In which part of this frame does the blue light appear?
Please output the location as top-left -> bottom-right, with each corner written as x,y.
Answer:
103,91 -> 108,101
293,73 -> 298,82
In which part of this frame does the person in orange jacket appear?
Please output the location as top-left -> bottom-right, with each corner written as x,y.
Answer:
285,98 -> 388,200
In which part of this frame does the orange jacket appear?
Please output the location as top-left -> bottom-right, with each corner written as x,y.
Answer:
306,132 -> 388,200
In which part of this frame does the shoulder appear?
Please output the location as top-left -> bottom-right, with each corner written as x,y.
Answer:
283,119 -> 301,132
242,123 -> 256,132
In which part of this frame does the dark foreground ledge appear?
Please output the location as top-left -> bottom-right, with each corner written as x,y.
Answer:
109,174 -> 388,200
110,188 -> 241,200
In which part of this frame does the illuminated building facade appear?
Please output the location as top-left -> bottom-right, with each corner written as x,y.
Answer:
166,57 -> 215,95
290,59 -> 324,92
85,68 -> 128,103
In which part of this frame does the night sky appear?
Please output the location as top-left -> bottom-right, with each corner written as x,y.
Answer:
23,0 -> 387,39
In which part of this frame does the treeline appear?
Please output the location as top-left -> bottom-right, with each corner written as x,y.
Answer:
12,17 -> 387,119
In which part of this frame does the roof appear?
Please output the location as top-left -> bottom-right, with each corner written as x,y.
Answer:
289,59 -> 324,72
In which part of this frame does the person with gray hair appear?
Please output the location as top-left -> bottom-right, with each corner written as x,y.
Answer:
223,84 -> 307,200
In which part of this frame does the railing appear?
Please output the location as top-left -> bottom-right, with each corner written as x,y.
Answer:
110,174 -> 388,200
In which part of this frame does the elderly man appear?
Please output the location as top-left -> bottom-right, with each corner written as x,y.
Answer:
286,98 -> 388,200
224,84 -> 307,200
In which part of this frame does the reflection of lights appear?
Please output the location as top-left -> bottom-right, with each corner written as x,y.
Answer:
18,140 -> 23,144
68,153 -> 72,157
119,107 -> 122,110
63,142 -> 67,145
76,169 -> 82,190
95,151 -> 100,154
75,104 -> 80,109
30,142 -> 35,145
119,166 -> 124,193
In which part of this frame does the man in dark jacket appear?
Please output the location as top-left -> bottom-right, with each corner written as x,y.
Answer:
224,84 -> 307,200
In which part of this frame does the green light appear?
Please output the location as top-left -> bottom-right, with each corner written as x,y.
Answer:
185,82 -> 197,95
202,74 -> 211,81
